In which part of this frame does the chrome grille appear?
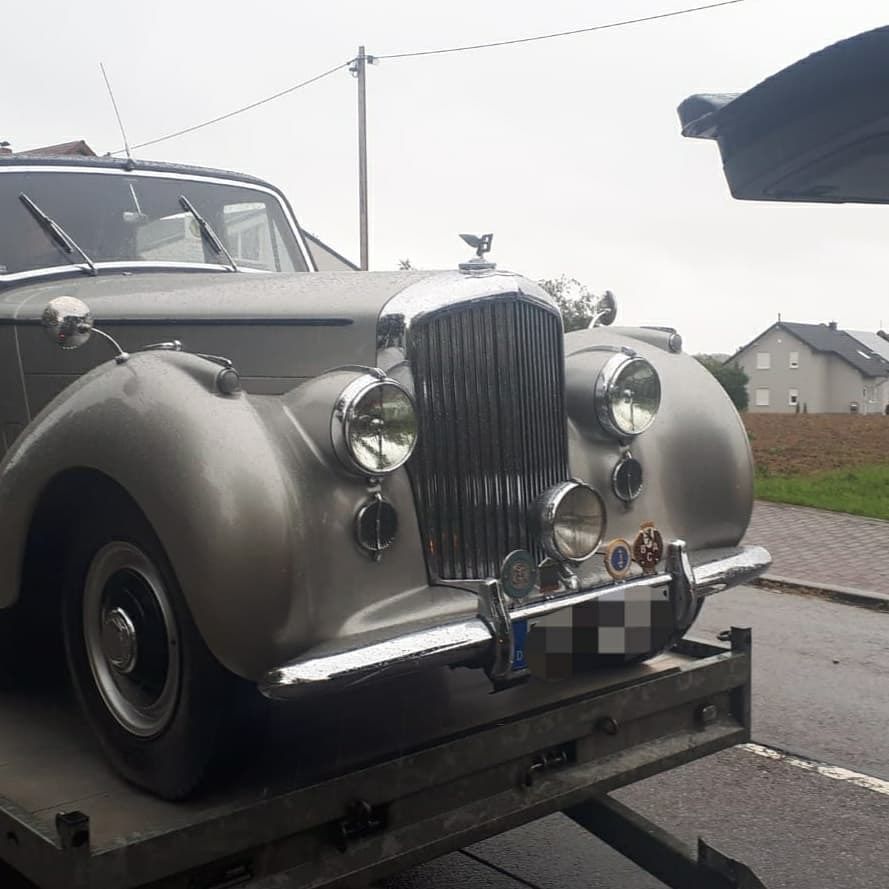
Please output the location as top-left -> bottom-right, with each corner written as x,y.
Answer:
409,297 -> 569,580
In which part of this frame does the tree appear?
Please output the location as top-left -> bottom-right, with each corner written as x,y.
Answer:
537,276 -> 614,332
695,355 -> 749,411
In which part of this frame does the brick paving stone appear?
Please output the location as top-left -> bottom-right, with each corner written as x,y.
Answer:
743,501 -> 889,595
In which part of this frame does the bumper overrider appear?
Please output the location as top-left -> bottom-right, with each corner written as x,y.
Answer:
259,541 -> 770,700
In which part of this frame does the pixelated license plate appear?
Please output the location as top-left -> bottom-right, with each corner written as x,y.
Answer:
519,585 -> 675,679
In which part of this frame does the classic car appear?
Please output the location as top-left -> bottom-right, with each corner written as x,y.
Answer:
0,153 -> 770,799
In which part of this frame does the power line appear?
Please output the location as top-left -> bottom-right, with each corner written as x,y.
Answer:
113,59 -> 353,154
112,0 -> 744,154
375,0 -> 745,60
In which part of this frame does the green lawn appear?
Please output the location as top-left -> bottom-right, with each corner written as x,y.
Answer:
755,464 -> 889,520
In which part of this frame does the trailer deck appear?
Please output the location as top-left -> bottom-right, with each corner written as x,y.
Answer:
0,629 -> 763,889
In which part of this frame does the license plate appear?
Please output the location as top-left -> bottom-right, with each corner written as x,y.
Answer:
512,619 -> 529,670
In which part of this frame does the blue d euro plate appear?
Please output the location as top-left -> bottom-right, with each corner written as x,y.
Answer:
512,619 -> 529,670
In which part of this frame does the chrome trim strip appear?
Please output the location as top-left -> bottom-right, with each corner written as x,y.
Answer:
510,570 -> 669,623
693,544 -> 772,597
260,543 -> 771,699
0,313 -> 354,327
260,619 -> 493,691
0,164 -> 314,276
0,260 -> 269,285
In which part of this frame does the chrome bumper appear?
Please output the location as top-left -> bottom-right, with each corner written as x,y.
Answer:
259,541 -> 771,700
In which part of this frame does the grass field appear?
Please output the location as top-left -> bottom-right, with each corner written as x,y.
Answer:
743,414 -> 889,520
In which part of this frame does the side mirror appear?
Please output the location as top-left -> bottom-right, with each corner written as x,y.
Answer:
42,297 -> 93,350
589,292 -> 617,328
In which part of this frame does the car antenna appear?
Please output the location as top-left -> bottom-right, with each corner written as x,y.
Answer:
100,62 -> 135,168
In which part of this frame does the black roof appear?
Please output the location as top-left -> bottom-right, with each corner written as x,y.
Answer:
729,321 -> 889,378
0,153 -> 278,191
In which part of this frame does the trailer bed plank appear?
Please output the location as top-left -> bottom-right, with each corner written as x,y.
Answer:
0,654 -> 690,851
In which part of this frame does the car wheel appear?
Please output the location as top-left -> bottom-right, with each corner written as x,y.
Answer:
62,495 -> 263,799
0,607 -> 19,690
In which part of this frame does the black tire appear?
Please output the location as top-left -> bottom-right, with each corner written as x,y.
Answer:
0,596 -> 65,692
0,607 -> 20,691
61,489 -> 264,799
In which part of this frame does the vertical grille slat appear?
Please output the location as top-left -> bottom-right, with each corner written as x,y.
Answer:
410,297 -> 568,580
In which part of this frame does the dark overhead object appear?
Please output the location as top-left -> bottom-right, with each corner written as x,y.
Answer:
678,26 -> 889,204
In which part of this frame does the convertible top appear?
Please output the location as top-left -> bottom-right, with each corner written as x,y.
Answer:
678,26 -> 889,204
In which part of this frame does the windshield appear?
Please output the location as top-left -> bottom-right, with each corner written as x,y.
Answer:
0,168 -> 308,278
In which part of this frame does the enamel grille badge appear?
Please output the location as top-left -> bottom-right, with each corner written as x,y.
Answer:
632,522 -> 664,574
500,550 -> 539,599
603,538 -> 633,580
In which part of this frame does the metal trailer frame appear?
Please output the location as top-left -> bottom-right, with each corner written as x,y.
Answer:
0,629 -> 767,889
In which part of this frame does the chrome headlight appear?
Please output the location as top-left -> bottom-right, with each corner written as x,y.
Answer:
332,375 -> 418,475
595,354 -> 661,437
536,481 -> 606,563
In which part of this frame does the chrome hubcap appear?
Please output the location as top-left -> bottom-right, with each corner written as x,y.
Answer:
83,542 -> 180,738
101,607 -> 138,674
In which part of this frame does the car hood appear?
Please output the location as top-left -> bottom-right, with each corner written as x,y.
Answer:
3,269 -> 440,409
678,26 -> 889,203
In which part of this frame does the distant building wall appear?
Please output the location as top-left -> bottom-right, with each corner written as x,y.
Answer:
826,360 -> 867,413
736,327 -> 829,413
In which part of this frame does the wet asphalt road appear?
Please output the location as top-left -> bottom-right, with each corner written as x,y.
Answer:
383,587 -> 889,889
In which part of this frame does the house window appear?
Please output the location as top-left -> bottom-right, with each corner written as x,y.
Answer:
789,351 -> 799,369
788,389 -> 799,406
756,352 -> 771,370
755,388 -> 770,407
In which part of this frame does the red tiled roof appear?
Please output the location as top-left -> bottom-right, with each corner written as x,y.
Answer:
15,140 -> 97,157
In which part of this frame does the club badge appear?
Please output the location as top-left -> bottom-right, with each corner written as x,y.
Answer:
500,550 -> 539,599
632,522 -> 664,574
603,538 -> 633,580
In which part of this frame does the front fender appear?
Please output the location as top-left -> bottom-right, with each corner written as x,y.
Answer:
0,351 -> 301,678
563,328 -> 754,572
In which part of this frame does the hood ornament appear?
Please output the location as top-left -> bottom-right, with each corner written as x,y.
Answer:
458,233 -> 495,272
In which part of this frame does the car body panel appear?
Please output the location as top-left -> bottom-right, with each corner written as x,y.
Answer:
0,269 -> 436,421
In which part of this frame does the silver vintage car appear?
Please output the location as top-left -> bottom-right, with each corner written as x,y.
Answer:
0,154 -> 769,798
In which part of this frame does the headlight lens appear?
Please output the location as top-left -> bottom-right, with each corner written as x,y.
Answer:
333,376 -> 418,475
596,355 -> 661,437
537,481 -> 606,563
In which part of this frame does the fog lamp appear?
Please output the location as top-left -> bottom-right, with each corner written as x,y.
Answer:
536,481 -> 606,563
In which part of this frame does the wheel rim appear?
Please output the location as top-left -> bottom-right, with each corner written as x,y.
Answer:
83,542 -> 180,738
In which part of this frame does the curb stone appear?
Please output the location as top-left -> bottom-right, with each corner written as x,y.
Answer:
753,574 -> 889,612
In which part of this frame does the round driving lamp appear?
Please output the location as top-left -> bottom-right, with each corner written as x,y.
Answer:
595,354 -> 661,437
536,481 -> 607,563
332,375 -> 418,476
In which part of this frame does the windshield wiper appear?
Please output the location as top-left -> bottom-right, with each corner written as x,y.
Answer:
178,195 -> 239,272
19,192 -> 97,276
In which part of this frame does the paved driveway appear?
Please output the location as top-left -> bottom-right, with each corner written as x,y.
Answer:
744,501 -> 889,595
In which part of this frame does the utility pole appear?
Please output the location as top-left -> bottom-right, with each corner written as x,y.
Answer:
352,46 -> 370,271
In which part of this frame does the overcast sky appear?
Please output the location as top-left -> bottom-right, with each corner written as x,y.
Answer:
5,1 -> 888,354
